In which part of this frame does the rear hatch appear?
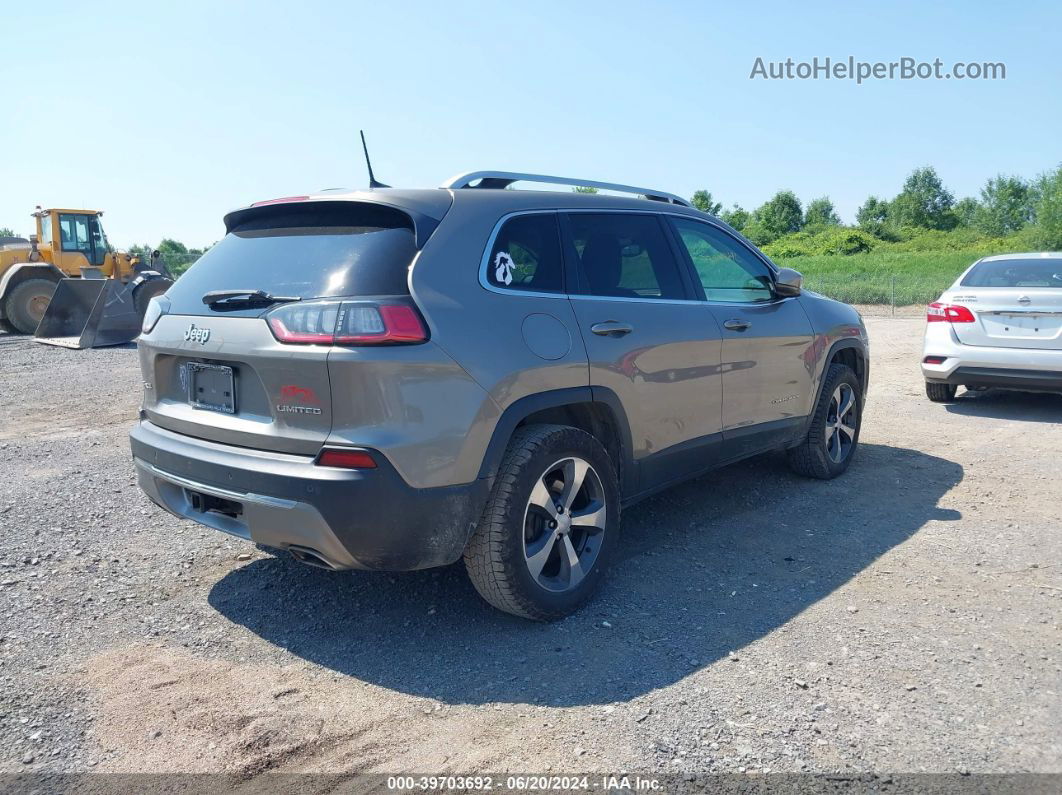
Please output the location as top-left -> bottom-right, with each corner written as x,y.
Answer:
950,257 -> 1062,350
139,199 -> 439,455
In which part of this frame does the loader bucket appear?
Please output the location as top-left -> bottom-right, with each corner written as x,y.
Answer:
34,279 -> 141,349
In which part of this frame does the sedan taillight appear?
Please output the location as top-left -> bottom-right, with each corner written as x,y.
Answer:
266,298 -> 428,345
926,302 -> 976,323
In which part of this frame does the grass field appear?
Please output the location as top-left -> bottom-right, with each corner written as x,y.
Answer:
775,249 -> 983,305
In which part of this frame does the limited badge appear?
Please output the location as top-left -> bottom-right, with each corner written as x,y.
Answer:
493,251 -> 515,286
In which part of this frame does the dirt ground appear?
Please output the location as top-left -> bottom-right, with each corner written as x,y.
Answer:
0,318 -> 1059,779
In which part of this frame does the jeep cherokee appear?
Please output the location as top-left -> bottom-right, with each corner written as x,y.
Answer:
130,171 -> 869,620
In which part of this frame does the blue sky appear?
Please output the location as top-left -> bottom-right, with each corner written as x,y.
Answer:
2,0 -> 1059,248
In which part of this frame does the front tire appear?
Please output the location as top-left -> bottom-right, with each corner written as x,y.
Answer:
463,424 -> 620,621
5,278 -> 58,334
925,381 -> 958,402
788,363 -> 862,480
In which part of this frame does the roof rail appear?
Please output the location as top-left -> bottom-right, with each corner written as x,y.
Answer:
441,171 -> 691,207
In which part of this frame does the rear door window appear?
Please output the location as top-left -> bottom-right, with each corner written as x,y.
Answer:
485,213 -> 564,293
565,213 -> 688,300
164,203 -> 418,315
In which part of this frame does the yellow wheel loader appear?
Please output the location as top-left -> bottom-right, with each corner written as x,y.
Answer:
0,207 -> 173,348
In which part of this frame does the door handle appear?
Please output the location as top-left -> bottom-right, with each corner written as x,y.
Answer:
590,321 -> 633,337
723,319 -> 751,331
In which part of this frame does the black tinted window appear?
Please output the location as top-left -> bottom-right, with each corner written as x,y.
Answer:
961,258 -> 1062,288
164,203 -> 417,315
487,213 -> 563,293
566,213 -> 686,300
670,218 -> 773,303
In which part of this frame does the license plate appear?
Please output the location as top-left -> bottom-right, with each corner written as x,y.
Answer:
987,313 -> 1061,337
188,363 -> 236,414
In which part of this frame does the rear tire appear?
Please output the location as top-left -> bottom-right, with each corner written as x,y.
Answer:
925,381 -> 958,402
787,363 -> 862,480
463,424 -> 620,621
133,278 -> 172,317
5,278 -> 58,334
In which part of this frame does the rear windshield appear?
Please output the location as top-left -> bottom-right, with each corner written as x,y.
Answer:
165,203 -> 417,315
961,258 -> 1062,288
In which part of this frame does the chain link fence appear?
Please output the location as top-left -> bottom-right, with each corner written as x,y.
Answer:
802,274 -> 948,317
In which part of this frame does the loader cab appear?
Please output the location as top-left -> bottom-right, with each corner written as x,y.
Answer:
34,208 -> 116,276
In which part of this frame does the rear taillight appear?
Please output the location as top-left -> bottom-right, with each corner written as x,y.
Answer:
923,355 -> 947,365
141,294 -> 170,334
926,302 -> 976,323
315,448 -> 377,469
266,298 -> 428,345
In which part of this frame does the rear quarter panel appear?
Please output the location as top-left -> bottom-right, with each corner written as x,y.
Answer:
407,196 -> 590,487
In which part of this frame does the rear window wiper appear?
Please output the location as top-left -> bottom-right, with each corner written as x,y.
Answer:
202,289 -> 302,308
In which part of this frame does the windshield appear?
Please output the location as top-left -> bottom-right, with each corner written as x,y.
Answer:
163,203 -> 418,316
961,258 -> 1062,288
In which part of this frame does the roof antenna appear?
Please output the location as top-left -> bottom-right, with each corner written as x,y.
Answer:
360,130 -> 390,189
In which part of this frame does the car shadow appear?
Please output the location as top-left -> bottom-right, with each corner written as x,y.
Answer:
208,442 -> 962,707
945,388 -> 1062,423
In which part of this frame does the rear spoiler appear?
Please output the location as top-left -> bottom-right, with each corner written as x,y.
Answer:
223,196 -> 449,249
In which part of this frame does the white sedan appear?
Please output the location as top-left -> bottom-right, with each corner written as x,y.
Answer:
922,252 -> 1062,402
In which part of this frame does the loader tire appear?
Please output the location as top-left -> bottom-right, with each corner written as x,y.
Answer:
133,278 -> 171,317
5,278 -> 58,334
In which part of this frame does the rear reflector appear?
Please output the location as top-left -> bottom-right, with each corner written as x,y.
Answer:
267,298 -> 428,346
316,448 -> 377,469
927,302 -> 975,323
923,355 -> 947,365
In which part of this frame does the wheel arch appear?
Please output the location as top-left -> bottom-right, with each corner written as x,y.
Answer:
823,338 -> 868,398
478,386 -> 635,497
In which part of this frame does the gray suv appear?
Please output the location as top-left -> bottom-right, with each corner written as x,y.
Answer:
130,172 -> 869,620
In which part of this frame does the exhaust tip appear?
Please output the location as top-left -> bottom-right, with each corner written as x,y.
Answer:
287,545 -> 339,570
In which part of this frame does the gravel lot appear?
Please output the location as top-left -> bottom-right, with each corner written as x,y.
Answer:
0,318 -> 1059,779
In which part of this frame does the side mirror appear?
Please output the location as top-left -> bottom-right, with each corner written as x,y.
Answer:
774,267 -> 803,297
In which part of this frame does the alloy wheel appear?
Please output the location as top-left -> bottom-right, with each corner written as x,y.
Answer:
522,456 -> 607,593
824,383 -> 857,463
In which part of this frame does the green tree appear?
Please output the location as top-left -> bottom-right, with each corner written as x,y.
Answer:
752,190 -> 803,243
719,204 -> 750,232
158,238 -> 189,257
973,174 -> 1032,236
890,166 -> 956,230
953,197 -> 980,228
0,227 -> 17,238
1033,164 -> 1062,249
856,196 -> 889,231
690,190 -> 722,215
804,196 -> 840,229
572,186 -> 599,194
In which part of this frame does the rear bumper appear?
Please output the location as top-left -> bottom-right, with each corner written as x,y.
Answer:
926,366 -> 1062,392
129,420 -> 488,570
921,328 -> 1062,392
